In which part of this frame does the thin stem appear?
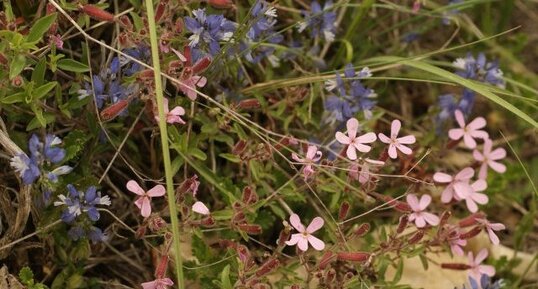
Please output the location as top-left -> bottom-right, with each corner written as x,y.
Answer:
143,0 -> 184,287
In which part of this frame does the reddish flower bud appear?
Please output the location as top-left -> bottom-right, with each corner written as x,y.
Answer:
439,210 -> 452,226
11,75 -> 23,87
47,3 -> 56,14
237,224 -> 262,235
80,5 -> 115,22
135,226 -> 147,239
338,201 -> 350,221
119,15 -> 133,30
148,216 -> 167,232
242,186 -> 258,204
336,252 -> 370,262
236,245 -> 250,264
100,99 -> 130,121
175,18 -> 184,34
458,212 -> 486,227
354,223 -> 370,237
460,226 -> 481,239
138,69 -> 155,80
396,215 -> 408,234
408,230 -> 424,244
233,140 -> 247,155
201,216 -> 215,226
255,258 -> 279,277
237,99 -> 261,110
207,0 -> 233,9
441,263 -> 472,270
318,251 -> 336,269
192,56 -> 211,74
277,228 -> 290,247
155,255 -> 169,278
232,202 -> 243,212
155,0 -> 168,22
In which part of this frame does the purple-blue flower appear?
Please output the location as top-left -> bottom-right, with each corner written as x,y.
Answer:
453,53 -> 505,87
54,185 -> 111,223
442,0 -> 463,25
298,1 -> 337,42
10,153 -> 40,185
324,64 -> 376,123
185,9 -> 236,56
456,275 -> 503,289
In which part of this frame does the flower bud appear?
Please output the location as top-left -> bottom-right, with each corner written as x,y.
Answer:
408,230 -> 424,244
236,245 -> 250,264
458,212 -> 485,227
439,210 -> 452,226
119,15 -> 133,30
155,255 -> 169,278
100,99 -> 130,121
326,268 -> 336,282
441,263 -> 471,270
354,223 -> 370,237
242,186 -> 258,204
207,0 -> 233,9
237,224 -> 262,235
338,201 -> 350,221
192,57 -> 211,74
148,216 -> 167,232
396,215 -> 408,234
256,258 -> 279,277
277,228 -> 290,247
135,226 -> 146,239
318,251 -> 336,269
237,99 -> 261,110
11,75 -> 24,87
155,0 -> 168,22
201,216 -> 215,227
460,226 -> 481,239
336,252 -> 370,262
80,5 -> 115,22
233,140 -> 247,155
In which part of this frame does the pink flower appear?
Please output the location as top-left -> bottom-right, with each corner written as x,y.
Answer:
141,278 -> 174,289
448,110 -> 489,149
476,218 -> 506,245
473,138 -> 506,179
192,201 -> 210,215
349,158 -> 384,184
467,249 -> 495,282
126,180 -> 166,218
292,145 -> 322,179
378,119 -> 416,159
449,235 -> 467,256
433,167 -> 474,203
462,179 -> 489,213
335,118 -> 377,160
155,98 -> 186,124
406,194 -> 440,228
171,47 -> 209,101
180,75 -> 207,101
285,213 -> 325,251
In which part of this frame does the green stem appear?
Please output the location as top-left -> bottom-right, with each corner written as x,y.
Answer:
143,0 -> 184,288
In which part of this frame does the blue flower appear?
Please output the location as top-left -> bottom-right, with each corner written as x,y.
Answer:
324,64 -> 376,123
453,53 -> 505,87
10,134 -> 69,185
298,1 -> 337,42
88,227 -> 108,244
456,275 -> 503,289
10,153 -> 40,185
54,185 -> 111,223
185,9 -> 236,56
442,0 -> 463,25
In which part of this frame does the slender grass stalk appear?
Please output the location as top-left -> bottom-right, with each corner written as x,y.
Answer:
143,0 -> 184,287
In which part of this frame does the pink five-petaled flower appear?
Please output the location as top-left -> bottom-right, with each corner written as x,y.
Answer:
476,218 -> 506,245
462,179 -> 489,213
335,118 -> 377,160
473,138 -> 507,179
155,98 -> 186,125
448,110 -> 489,149
141,278 -> 174,289
449,232 -> 467,256
406,194 -> 440,228
126,180 -> 166,218
285,213 -> 325,252
192,201 -> 210,215
378,119 -> 416,159
292,145 -> 322,180
433,167 -> 474,203
467,249 -> 495,282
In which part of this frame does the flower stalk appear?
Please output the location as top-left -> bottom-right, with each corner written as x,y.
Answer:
143,0 -> 184,287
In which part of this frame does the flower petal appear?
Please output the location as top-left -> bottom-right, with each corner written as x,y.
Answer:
285,234 -> 301,246
378,133 -> 391,144
475,249 -> 489,264
346,118 -> 359,139
422,212 -> 440,226
335,131 -> 351,144
289,214 -> 305,232
306,217 -> 324,233
127,180 -> 145,195
463,134 -> 477,149
488,160 -> 506,173
356,132 -> 377,144
307,235 -> 325,251
467,117 -> 486,130
346,145 -> 357,160
397,144 -> 413,155
140,197 -> 152,217
489,148 -> 506,160
454,110 -> 465,128
448,128 -> 464,140
390,119 -> 401,138
192,201 -> 210,215
433,172 -> 453,183
397,135 -> 416,144
388,145 -> 397,159
418,194 -> 431,211
406,194 -> 420,211
147,185 -> 166,197
479,265 -> 495,277
297,237 -> 309,251
456,167 -> 474,181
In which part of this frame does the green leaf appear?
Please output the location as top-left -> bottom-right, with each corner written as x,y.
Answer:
30,104 -> 46,128
19,266 -> 34,285
9,54 -> 26,79
26,13 -> 58,44
66,273 -> 83,289
219,153 -> 241,163
62,129 -> 91,161
1,91 -> 26,104
27,113 -> 55,131
57,59 -> 90,73
391,258 -> 404,284
220,265 -> 232,289
32,82 -> 57,100
369,56 -> 538,128
32,58 -> 47,86
188,147 -> 207,161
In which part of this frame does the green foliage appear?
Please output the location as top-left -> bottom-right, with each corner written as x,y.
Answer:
19,267 -> 49,289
